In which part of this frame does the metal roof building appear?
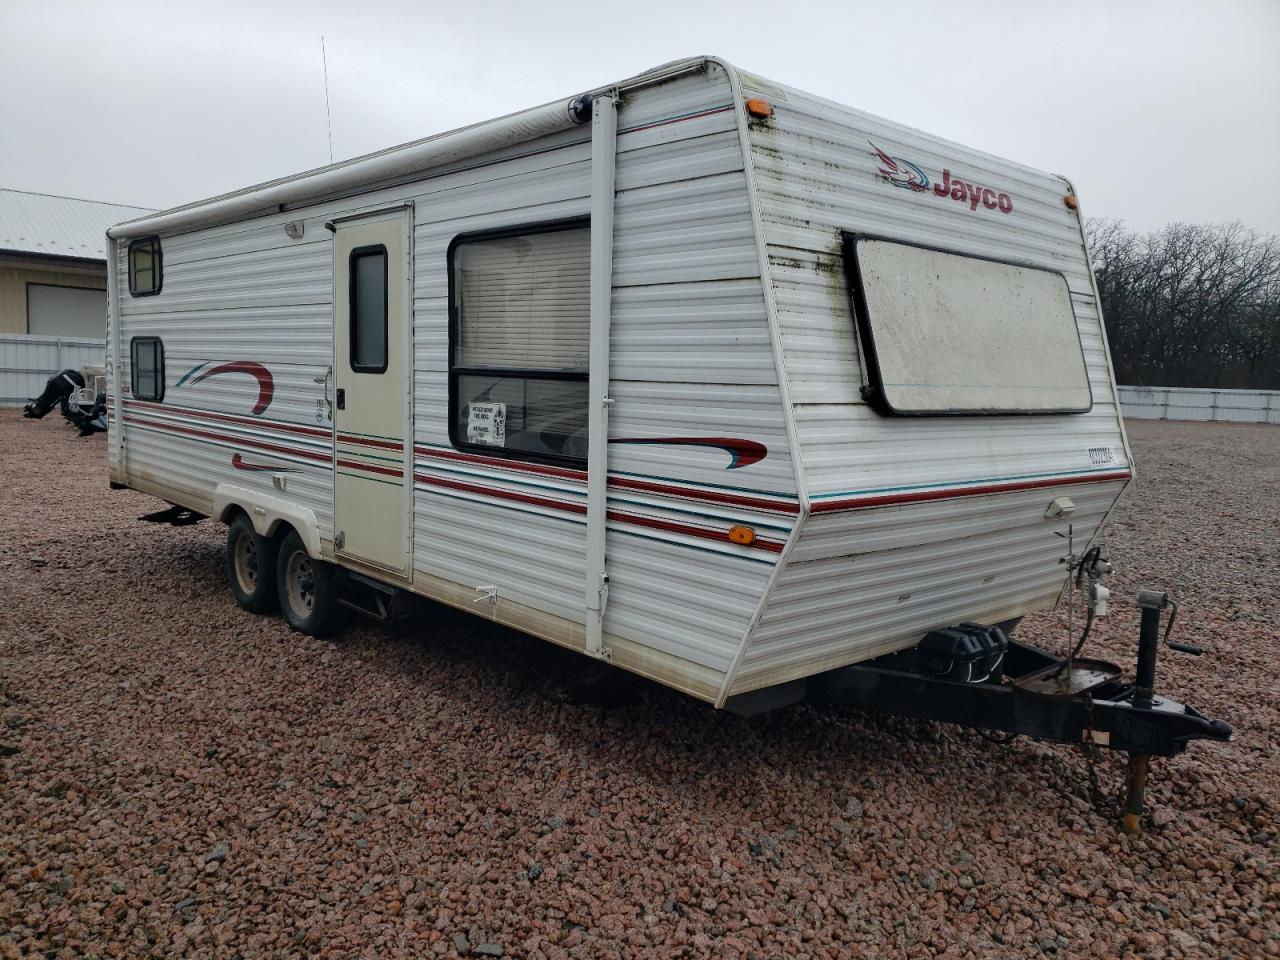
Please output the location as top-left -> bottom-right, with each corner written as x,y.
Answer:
1,188 -> 154,338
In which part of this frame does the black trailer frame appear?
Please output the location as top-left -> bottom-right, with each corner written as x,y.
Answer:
807,639 -> 1229,759
725,590 -> 1232,833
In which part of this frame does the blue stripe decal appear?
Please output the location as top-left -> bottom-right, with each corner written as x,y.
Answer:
174,362 -> 210,388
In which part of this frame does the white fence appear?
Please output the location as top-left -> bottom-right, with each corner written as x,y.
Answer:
1118,385 -> 1280,424
0,333 -> 107,407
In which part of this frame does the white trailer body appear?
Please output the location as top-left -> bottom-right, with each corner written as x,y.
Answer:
106,57 -> 1131,707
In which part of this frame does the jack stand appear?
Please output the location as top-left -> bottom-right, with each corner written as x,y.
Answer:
1123,753 -> 1150,835
1121,588 -> 1167,835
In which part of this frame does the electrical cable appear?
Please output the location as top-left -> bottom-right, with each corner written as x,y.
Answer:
1051,606 -> 1095,679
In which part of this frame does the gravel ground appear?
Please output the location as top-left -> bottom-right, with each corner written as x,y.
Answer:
1,414 -> 1276,959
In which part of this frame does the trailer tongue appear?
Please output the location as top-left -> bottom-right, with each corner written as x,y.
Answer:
742,588 -> 1231,834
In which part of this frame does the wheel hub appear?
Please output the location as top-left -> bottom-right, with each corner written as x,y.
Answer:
287,551 -> 315,613
233,531 -> 259,593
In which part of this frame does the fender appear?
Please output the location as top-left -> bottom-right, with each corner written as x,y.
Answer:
213,483 -> 324,559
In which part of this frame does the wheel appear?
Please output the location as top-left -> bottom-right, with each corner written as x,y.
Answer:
225,514 -> 278,614
276,530 -> 342,637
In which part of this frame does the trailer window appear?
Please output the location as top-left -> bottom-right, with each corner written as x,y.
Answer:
349,245 -> 388,373
448,221 -> 590,464
128,237 -> 163,297
846,236 -> 1092,415
130,336 -> 164,401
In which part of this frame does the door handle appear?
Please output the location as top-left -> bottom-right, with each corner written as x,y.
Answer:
336,388 -> 346,410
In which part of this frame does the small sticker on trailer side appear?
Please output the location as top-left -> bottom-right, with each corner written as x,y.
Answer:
467,401 -> 507,447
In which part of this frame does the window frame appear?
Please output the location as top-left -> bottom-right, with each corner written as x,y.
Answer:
129,335 -> 165,402
446,217 -> 591,468
127,236 -> 163,297
842,232 -> 1093,417
347,243 -> 389,374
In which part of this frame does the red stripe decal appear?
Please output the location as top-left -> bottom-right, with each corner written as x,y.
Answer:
611,436 -> 768,470
413,445 -> 797,514
609,475 -> 799,515
337,458 -> 403,478
414,474 -> 782,552
122,413 -> 784,552
415,445 -> 587,481
124,414 -> 331,464
812,471 -> 1133,513
339,434 -> 402,451
607,509 -> 785,553
416,474 -> 587,515
127,400 -> 330,439
232,453 -> 299,473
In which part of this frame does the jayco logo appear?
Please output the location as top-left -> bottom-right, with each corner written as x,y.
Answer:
870,142 -> 1014,215
870,143 -> 930,193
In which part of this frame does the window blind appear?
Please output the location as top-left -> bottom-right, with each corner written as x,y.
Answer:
454,227 -> 590,371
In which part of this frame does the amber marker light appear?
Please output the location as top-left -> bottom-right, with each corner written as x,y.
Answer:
1063,194 -> 1080,210
745,98 -> 773,119
728,524 -> 757,546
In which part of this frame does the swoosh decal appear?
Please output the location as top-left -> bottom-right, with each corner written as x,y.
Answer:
175,362 -> 210,388
231,453 -> 299,473
610,437 -> 767,470
190,361 -> 275,415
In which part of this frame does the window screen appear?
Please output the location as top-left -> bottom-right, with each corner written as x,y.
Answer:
349,246 -> 388,372
130,336 -> 164,401
128,237 -> 162,297
449,222 -> 590,463
847,236 -> 1092,415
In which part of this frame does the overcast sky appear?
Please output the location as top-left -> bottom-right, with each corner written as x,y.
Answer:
2,0 -> 1278,233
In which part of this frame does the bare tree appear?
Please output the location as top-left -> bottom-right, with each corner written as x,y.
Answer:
1087,219 -> 1280,389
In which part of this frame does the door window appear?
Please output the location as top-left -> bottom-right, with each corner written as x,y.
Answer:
349,245 -> 388,373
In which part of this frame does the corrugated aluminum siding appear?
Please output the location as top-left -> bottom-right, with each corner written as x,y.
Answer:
410,63 -> 793,680
111,211 -> 336,528
724,69 -> 1131,694
113,61 -> 795,698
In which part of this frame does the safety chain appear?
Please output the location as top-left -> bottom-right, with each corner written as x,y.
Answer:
1081,692 -> 1117,818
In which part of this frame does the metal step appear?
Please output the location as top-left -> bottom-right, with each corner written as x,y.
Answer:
338,571 -> 405,623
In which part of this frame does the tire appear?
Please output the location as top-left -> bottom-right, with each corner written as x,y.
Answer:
276,530 -> 343,637
225,514 -> 279,614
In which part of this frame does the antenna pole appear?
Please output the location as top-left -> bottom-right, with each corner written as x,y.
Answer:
321,36 -> 334,164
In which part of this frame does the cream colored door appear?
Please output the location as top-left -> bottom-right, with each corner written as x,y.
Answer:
333,211 -> 410,574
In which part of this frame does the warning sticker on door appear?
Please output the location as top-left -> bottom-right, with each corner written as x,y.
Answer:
467,401 -> 507,447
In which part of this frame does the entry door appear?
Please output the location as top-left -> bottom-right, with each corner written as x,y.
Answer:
333,211 -> 410,574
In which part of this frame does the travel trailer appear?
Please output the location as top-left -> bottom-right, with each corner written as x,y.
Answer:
105,56 -> 1136,711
